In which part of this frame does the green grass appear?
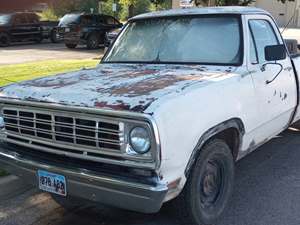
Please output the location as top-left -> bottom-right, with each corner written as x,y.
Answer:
0,59 -> 99,86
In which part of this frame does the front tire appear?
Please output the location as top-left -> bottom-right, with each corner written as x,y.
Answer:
87,33 -> 100,49
0,33 -> 10,47
65,43 -> 77,49
174,139 -> 235,225
50,30 -> 59,43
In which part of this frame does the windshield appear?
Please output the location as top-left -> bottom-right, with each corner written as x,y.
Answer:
59,14 -> 80,26
0,14 -> 11,25
104,16 -> 242,65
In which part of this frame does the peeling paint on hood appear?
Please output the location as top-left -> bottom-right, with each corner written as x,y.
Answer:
0,63 -> 237,114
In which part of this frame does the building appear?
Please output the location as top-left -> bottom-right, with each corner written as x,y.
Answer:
172,0 -> 300,27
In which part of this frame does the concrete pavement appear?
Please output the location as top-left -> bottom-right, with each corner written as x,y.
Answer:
0,42 -> 103,65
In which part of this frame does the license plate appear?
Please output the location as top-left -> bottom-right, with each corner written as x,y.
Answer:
38,170 -> 67,196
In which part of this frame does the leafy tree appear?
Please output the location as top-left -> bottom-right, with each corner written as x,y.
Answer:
50,0 -> 99,17
119,0 -> 151,18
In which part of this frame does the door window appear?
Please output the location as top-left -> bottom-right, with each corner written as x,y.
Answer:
106,16 -> 117,25
249,31 -> 258,64
249,20 -> 279,63
14,14 -> 28,25
27,14 -> 39,24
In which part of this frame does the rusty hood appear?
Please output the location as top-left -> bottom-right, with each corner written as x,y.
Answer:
0,63 -> 236,114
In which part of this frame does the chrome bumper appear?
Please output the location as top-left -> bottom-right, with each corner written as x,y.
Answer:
0,145 -> 168,213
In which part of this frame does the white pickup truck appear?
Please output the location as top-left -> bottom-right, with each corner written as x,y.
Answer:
0,6 -> 300,225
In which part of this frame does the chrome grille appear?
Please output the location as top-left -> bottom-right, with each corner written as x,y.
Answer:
2,108 -> 124,159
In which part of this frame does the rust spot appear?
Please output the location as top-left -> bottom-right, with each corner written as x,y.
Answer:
112,69 -> 159,79
24,74 -> 92,89
283,93 -> 287,100
95,101 -> 131,111
94,98 -> 157,112
96,75 -> 204,97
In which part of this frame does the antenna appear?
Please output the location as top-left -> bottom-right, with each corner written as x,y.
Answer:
281,6 -> 299,35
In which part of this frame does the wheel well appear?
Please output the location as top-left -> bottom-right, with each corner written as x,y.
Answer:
185,119 -> 244,176
214,128 -> 240,161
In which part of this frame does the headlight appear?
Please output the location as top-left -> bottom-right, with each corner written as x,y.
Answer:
129,127 -> 151,154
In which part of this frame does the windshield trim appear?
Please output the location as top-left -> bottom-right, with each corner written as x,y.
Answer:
102,14 -> 244,66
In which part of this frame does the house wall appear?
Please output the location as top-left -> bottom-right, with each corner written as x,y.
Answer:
171,0 -> 300,27
254,0 -> 299,27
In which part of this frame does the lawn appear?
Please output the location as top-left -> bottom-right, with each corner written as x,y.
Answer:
0,59 -> 99,86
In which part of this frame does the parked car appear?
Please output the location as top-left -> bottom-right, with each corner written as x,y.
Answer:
104,27 -> 122,47
1,7 -> 300,225
57,13 -> 122,49
0,12 -> 59,47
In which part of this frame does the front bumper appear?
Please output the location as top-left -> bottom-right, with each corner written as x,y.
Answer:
0,144 -> 168,213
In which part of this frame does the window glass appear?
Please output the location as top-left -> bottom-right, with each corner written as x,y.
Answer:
249,32 -> 258,64
106,16 -> 117,25
81,15 -> 94,25
27,14 -> 39,23
58,14 -> 80,26
105,16 -> 242,65
97,16 -> 105,24
249,20 -> 278,63
14,14 -> 28,25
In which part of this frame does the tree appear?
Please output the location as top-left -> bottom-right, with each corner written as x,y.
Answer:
150,0 -> 165,10
50,0 -> 99,17
119,0 -> 151,18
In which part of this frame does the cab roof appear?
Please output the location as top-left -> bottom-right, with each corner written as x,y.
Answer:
131,6 -> 269,20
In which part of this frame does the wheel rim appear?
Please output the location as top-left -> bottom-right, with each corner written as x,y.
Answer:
90,37 -> 98,48
200,159 -> 224,208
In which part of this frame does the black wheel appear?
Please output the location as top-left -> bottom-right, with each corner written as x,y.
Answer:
0,33 -> 10,47
173,139 -> 235,225
50,30 -> 59,43
65,43 -> 77,49
51,194 -> 82,210
87,33 -> 100,49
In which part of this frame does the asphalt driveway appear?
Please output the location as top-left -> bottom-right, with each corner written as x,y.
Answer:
1,127 -> 300,225
0,42 -> 103,65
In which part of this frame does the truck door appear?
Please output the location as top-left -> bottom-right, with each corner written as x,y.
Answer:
245,14 -> 297,141
10,13 -> 29,41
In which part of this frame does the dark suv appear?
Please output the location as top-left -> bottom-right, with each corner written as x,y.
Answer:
0,12 -> 58,47
57,13 -> 122,49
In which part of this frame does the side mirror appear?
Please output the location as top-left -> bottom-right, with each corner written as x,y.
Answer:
265,45 -> 286,61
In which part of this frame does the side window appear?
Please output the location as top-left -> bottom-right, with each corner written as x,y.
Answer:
81,16 -> 94,25
249,20 -> 279,63
106,16 -> 116,25
27,14 -> 39,24
249,32 -> 258,64
14,14 -> 28,25
97,16 -> 105,24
